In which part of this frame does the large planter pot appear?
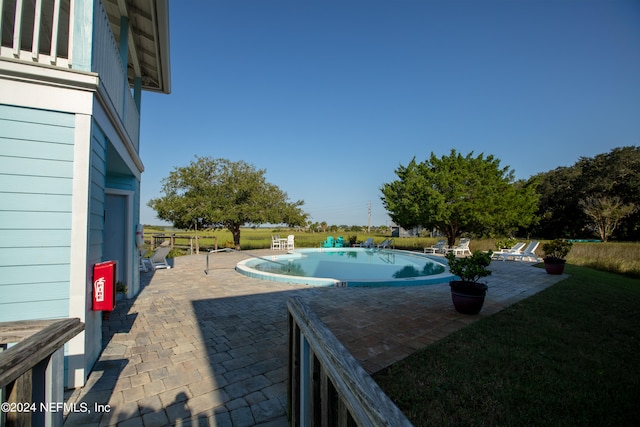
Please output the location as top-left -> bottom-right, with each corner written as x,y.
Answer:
544,261 -> 566,275
449,280 -> 488,315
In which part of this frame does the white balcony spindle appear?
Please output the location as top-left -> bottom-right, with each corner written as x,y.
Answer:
0,0 -> 4,44
68,0 -> 74,66
32,0 -> 43,60
50,0 -> 62,63
13,0 -> 24,57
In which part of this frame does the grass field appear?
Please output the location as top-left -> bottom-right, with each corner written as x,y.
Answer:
373,265 -> 640,426
144,226 -> 640,277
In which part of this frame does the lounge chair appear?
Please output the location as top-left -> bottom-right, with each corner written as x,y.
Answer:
149,246 -> 172,269
139,250 -> 150,272
377,239 -> 393,249
424,239 -> 447,254
446,238 -> 471,256
491,242 -> 526,259
354,237 -> 374,248
494,241 -> 541,262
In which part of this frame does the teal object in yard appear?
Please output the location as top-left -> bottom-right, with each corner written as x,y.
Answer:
335,236 -> 345,248
323,236 -> 335,248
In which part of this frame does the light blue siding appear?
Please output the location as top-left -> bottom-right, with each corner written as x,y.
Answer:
87,125 -> 107,267
0,138 -> 74,161
0,300 -> 69,320
1,193 -> 73,212
0,264 -> 70,285
0,229 -> 72,247
0,174 -> 72,194
0,156 -> 73,177
0,211 -> 72,229
0,104 -> 74,322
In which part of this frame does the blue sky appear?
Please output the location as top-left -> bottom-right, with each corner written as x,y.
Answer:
139,0 -> 640,227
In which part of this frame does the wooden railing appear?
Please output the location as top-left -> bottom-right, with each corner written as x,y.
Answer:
0,318 -> 84,427
288,297 -> 413,427
149,234 -> 201,254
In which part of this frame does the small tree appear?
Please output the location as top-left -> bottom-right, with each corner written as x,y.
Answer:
149,156 -> 307,249
579,196 -> 636,242
381,150 -> 539,247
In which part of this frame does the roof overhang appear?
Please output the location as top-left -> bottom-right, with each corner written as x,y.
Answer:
103,0 -> 171,94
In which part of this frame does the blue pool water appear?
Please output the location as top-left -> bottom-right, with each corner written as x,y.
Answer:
235,248 -> 454,287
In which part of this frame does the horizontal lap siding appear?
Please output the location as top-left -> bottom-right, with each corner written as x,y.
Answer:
0,105 -> 75,321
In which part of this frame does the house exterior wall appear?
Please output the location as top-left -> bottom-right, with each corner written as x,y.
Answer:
0,2 -> 141,389
0,105 -> 75,321
0,0 -> 166,389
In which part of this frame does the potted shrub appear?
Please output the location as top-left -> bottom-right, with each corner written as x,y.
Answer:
445,250 -> 493,315
541,239 -> 572,275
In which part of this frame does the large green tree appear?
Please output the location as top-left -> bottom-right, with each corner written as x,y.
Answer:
148,156 -> 307,249
381,150 -> 539,247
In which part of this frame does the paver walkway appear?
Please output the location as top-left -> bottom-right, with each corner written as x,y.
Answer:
64,250 -> 565,426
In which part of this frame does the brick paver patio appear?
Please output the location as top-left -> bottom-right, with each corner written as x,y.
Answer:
64,249 -> 565,426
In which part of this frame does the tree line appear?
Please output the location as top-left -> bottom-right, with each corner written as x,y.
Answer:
381,147 -> 638,244
531,146 -> 639,241
149,147 -> 638,249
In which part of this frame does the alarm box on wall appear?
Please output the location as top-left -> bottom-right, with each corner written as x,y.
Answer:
93,261 -> 117,311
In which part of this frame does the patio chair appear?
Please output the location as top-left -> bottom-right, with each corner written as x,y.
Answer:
354,237 -> 374,248
494,241 -> 541,262
446,238 -> 471,256
139,250 -> 151,272
271,235 -> 281,250
286,235 -> 295,250
424,239 -> 447,254
322,236 -> 334,248
377,239 -> 393,249
149,246 -> 172,269
335,236 -> 345,248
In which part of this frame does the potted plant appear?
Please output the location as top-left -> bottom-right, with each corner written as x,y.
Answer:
445,250 -> 493,315
541,239 -> 572,275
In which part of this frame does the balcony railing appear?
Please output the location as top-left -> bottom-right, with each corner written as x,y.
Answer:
0,318 -> 84,427
1,0 -> 140,151
288,296 -> 413,426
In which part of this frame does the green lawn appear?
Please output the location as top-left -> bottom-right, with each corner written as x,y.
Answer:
373,265 -> 640,426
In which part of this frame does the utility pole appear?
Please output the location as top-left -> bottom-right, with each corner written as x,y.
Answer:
367,201 -> 371,233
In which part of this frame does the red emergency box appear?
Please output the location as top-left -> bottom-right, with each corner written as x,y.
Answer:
93,261 -> 116,311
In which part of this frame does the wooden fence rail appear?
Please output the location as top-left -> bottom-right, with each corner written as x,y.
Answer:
0,318 -> 84,427
288,296 -> 413,427
149,234 -> 201,254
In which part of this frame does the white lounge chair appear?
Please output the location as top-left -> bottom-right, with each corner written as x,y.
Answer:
446,238 -> 471,256
139,250 -> 151,272
149,246 -> 172,269
354,238 -> 374,248
377,239 -> 393,249
494,241 -> 541,262
424,240 -> 447,254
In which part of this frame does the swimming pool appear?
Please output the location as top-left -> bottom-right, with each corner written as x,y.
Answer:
235,248 -> 454,287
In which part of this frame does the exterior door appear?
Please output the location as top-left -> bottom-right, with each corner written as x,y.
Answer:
104,193 -> 127,284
